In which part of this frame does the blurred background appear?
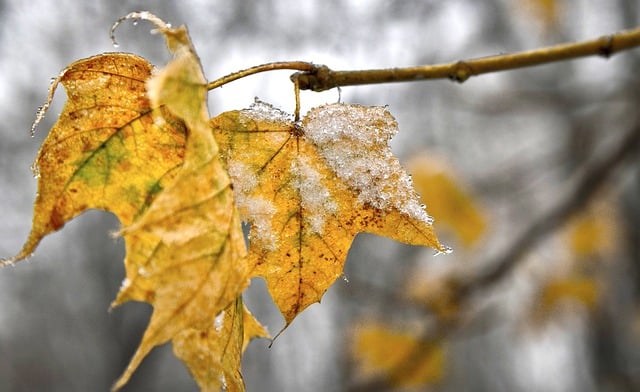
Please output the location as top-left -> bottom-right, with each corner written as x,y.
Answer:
1,0 -> 640,391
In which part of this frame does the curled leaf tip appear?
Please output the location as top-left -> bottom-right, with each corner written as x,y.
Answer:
0,258 -> 13,268
31,72 -> 64,136
110,11 -> 172,47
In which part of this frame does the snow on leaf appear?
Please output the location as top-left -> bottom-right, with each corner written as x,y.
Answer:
304,104 -> 433,224
211,100 -> 444,325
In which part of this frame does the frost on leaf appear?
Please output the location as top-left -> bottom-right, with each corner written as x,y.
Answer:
211,101 -> 443,324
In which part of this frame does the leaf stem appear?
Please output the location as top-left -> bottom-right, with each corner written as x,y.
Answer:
292,26 -> 640,91
205,61 -> 319,90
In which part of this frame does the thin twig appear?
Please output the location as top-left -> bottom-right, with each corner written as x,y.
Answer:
292,26 -> 640,91
205,61 -> 319,90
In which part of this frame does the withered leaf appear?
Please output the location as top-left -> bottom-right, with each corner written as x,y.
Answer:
173,296 -> 269,392
112,22 -> 254,390
3,53 -> 186,266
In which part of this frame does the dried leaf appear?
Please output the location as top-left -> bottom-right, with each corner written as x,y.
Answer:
211,101 -> 443,324
112,22 -> 253,390
173,296 -> 268,392
3,53 -> 186,265
3,16 -> 259,390
242,302 -> 270,351
352,323 -> 446,387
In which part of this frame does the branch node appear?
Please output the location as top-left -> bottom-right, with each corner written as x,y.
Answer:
598,35 -> 615,58
291,65 -> 333,91
450,61 -> 472,83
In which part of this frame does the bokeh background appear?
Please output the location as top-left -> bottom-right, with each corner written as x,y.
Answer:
1,0 -> 640,391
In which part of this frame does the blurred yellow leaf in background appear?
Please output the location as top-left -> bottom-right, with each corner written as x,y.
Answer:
408,154 -> 486,248
352,323 -> 446,388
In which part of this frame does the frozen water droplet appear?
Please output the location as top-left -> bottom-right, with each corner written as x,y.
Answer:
30,162 -> 40,179
424,214 -> 434,225
433,245 -> 453,257
132,18 -> 139,26
112,42 -> 120,48
213,311 -> 225,332
342,274 -> 350,283
31,104 -> 49,136
420,204 -> 426,210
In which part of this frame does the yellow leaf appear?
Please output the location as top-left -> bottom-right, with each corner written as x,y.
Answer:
408,154 -> 486,248
173,296 -> 268,392
3,53 -> 186,265
242,302 -> 270,351
565,203 -> 615,258
537,277 -> 599,315
211,101 -> 443,324
521,0 -> 561,29
112,21 -> 253,390
352,324 -> 446,387
2,14 -> 258,390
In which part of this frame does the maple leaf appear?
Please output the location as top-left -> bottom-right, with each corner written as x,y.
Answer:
211,101 -> 444,324
1,52 -> 186,265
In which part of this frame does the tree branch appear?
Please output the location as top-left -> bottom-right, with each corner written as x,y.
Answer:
347,120 -> 640,392
292,26 -> 640,91
456,119 -> 640,304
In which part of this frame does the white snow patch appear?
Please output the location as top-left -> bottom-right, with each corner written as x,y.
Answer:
243,195 -> 278,251
220,373 -> 227,390
213,310 -> 225,332
304,103 -> 433,225
291,156 -> 338,234
240,98 -> 293,126
228,160 -> 258,194
120,278 -> 131,290
227,160 -> 278,251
